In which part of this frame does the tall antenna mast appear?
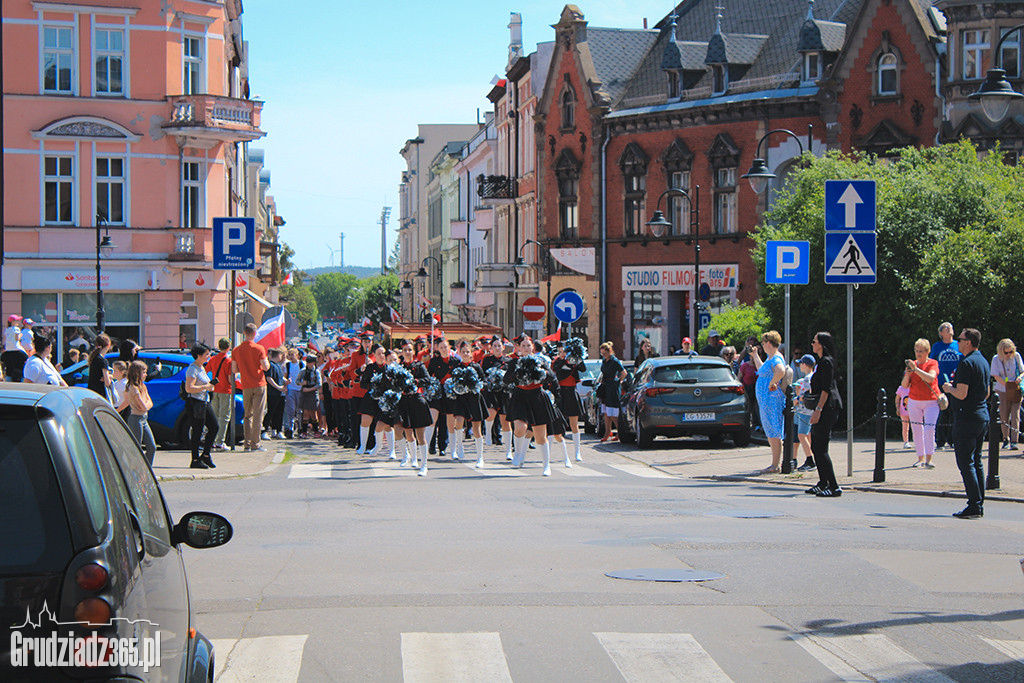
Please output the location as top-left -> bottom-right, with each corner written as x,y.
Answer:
339,232 -> 345,268
380,206 -> 392,275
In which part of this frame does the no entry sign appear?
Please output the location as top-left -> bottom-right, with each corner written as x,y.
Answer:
522,297 -> 546,321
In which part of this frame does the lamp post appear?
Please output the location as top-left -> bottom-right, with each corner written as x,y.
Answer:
969,24 -> 1024,123
514,238 -> 552,335
95,215 -> 116,334
415,255 -> 442,324
401,274 -> 414,322
645,186 -> 700,340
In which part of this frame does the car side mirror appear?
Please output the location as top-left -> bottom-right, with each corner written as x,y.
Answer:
173,511 -> 233,549
581,378 -> 595,387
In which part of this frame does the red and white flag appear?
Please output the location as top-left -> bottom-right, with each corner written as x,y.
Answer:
360,316 -> 373,328
389,306 -> 401,323
418,293 -> 432,309
540,328 -> 561,343
281,271 -> 293,286
253,309 -> 286,350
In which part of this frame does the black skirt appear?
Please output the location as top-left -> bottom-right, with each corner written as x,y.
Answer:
358,393 -> 378,417
453,392 -> 488,423
506,386 -> 560,427
483,389 -> 506,413
557,385 -> 583,417
400,393 -> 433,429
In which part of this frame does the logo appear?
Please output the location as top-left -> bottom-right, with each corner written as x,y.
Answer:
10,602 -> 161,673
693,388 -> 702,397
195,274 -> 205,286
235,274 -> 247,288
65,273 -> 74,281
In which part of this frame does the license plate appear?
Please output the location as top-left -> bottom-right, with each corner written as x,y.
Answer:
683,412 -> 715,421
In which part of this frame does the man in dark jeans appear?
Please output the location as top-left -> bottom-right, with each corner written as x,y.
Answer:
263,348 -> 287,438
941,328 -> 990,519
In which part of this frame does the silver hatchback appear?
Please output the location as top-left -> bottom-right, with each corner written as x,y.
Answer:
619,356 -> 750,448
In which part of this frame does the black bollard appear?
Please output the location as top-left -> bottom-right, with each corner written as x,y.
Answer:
873,387 -> 887,483
782,385 -> 794,474
987,379 -> 1001,490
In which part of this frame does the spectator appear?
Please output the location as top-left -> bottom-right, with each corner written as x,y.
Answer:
674,337 -> 695,356
124,360 -> 156,466
990,338 -> 1022,450
941,328 -> 989,519
738,338 -> 760,431
232,323 -> 270,452
3,314 -> 27,381
64,347 -> 80,369
205,338 -> 234,450
751,330 -> 787,473
19,319 -> 36,355
902,338 -> 940,468
807,331 -> 843,498
23,335 -> 66,386
68,329 -> 90,353
264,347 -> 287,439
930,322 -> 961,449
118,339 -> 161,381
634,337 -> 656,365
721,346 -> 738,375
895,383 -> 911,450
110,360 -> 129,412
700,329 -> 724,357
185,343 -> 218,469
793,354 -> 816,471
598,341 -> 627,443
86,334 -> 113,401
283,347 -> 304,438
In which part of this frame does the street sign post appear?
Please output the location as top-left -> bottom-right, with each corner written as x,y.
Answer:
522,296 -> 546,323
213,217 -> 256,270
552,290 -> 585,324
766,240 -> 810,358
824,180 -> 876,232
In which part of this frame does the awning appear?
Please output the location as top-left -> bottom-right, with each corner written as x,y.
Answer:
242,288 -> 274,309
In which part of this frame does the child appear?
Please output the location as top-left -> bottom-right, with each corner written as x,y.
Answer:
111,360 -> 129,412
298,355 -> 322,437
895,383 -> 911,449
793,355 -> 816,471
124,360 -> 156,465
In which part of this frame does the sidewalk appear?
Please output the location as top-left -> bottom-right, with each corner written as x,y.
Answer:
153,440 -> 285,481
604,438 -> 1024,503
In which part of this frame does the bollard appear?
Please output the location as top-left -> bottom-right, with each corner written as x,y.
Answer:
874,387 -> 887,483
782,385 -> 794,474
987,379 -> 1001,490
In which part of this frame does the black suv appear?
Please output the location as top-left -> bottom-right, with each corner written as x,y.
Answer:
0,384 -> 231,682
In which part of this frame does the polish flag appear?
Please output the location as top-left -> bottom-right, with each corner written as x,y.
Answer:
360,316 -> 373,328
418,293 -> 432,309
389,306 -> 401,323
253,309 -> 286,350
281,271 -> 293,286
540,329 -> 561,343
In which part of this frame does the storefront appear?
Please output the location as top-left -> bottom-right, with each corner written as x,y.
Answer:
620,263 -> 739,357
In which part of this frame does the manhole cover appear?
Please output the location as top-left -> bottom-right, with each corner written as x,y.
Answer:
707,509 -> 785,518
605,569 -> 725,582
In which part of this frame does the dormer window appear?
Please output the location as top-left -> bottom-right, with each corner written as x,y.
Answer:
561,86 -> 576,130
712,65 -> 727,95
878,53 -> 897,95
804,52 -> 821,82
667,72 -> 680,98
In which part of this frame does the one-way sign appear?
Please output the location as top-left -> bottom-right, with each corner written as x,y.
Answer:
825,180 -> 876,232
824,232 -> 876,284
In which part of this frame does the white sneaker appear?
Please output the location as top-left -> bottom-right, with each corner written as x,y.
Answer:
543,465 -> 551,477
903,442 -> 911,449
418,466 -> 428,477
475,458 -> 484,469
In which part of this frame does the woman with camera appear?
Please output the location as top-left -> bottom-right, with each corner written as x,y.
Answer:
902,338 -> 940,468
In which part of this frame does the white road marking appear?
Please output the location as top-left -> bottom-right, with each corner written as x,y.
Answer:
211,635 -> 308,683
287,463 -> 336,479
595,632 -> 731,682
370,465 -> 419,477
460,463 -> 527,477
401,632 -> 513,683
791,633 -> 957,683
606,463 -> 677,479
556,463 -> 611,477
981,637 -> 1024,662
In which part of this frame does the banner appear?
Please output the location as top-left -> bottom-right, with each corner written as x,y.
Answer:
621,264 -> 739,292
550,247 -> 596,276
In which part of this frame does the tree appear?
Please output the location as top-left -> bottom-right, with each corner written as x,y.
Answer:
387,238 -> 401,273
278,242 -> 296,276
311,271 -> 360,320
749,140 -> 1024,426
697,303 -> 770,350
284,284 -> 318,330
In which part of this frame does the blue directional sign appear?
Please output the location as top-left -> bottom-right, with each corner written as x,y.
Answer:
552,290 -> 585,324
212,217 -> 256,271
765,240 -> 810,284
825,180 -> 876,232
824,232 -> 876,284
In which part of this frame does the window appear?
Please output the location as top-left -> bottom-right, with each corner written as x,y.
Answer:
44,155 -> 73,224
43,25 -> 74,94
714,167 -> 737,234
1002,27 -> 1021,79
631,291 -> 662,323
96,157 -> 125,225
623,171 -> 645,237
183,36 -> 203,94
427,196 -> 442,238
963,29 -> 989,80
183,161 -> 201,228
95,29 -> 124,96
878,53 -> 898,94
668,171 -> 691,236
667,71 -> 680,98
804,52 -> 821,82
558,175 -> 579,240
712,65 -> 728,95
561,87 -> 576,129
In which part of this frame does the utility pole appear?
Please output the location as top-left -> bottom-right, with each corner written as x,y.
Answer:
380,206 -> 391,275
339,232 -> 345,268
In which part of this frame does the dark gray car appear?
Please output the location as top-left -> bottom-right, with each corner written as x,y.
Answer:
0,384 -> 231,682
618,356 -> 750,448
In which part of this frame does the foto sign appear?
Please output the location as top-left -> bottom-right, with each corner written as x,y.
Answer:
824,180 -> 876,232
213,217 -> 256,271
765,240 -> 810,284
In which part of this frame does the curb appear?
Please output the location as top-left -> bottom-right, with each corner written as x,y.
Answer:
155,449 -> 285,482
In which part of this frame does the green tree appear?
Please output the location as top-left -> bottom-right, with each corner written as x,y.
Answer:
697,302 -> 770,350
311,271 -> 360,320
361,274 -> 400,330
387,238 -> 401,273
284,284 -> 319,330
278,242 -> 296,275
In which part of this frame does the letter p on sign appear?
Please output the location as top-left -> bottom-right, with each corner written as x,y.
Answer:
765,240 -> 809,285
223,221 -> 247,249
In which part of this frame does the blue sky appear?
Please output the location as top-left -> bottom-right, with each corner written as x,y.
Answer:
243,1 -> 675,270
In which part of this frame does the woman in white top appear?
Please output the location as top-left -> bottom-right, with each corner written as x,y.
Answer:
124,360 -> 156,465
991,338 -> 1023,450
23,335 -> 67,386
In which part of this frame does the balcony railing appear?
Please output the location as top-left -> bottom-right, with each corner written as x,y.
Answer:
477,174 -> 516,202
164,94 -> 265,146
168,231 -> 203,261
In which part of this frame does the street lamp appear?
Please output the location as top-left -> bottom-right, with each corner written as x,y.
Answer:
645,186 -> 701,339
415,255 -> 443,323
741,126 -> 812,194
514,238 -> 552,334
968,24 -> 1024,123
95,215 -> 117,334
401,275 -> 414,321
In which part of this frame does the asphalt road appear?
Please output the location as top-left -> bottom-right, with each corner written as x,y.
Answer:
162,437 -> 1024,682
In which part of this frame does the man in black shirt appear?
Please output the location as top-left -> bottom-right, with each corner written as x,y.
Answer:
941,328 -> 990,519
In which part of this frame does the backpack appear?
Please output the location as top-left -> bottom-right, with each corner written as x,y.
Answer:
779,363 -> 794,392
179,379 -> 189,400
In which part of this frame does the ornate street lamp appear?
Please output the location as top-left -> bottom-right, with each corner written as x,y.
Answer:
646,186 -> 700,339
741,126 -> 812,194
416,255 -> 443,323
968,24 -> 1024,123
514,238 -> 552,334
95,215 -> 117,333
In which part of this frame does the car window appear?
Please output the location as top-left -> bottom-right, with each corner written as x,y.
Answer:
148,359 -> 184,380
94,412 -> 172,546
65,414 -> 109,534
653,363 -> 735,384
580,361 -> 602,381
0,411 -> 73,571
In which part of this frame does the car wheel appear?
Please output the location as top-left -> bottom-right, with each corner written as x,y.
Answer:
732,426 -> 751,447
617,412 -> 636,444
708,432 -> 725,447
635,413 -> 653,450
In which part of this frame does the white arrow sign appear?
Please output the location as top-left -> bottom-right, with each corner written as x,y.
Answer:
838,184 -> 863,228
556,299 -> 578,320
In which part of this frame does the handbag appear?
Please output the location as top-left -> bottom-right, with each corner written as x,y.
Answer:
1003,356 -> 1023,403
801,392 -> 818,410
930,385 -> 949,411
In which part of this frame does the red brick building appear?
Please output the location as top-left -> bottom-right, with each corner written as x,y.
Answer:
535,1 -> 945,357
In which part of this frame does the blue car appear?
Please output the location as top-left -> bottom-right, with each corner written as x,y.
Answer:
61,351 -> 244,446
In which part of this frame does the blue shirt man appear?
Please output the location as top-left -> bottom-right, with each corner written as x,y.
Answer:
930,322 -> 962,385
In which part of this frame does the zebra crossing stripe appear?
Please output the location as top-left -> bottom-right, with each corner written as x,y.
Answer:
401,632 -> 513,683
211,635 -> 308,683
605,463 -> 677,479
981,637 -> 1024,662
557,463 -> 611,477
371,465 -> 419,477
791,633 -> 957,683
287,463 -> 335,479
595,632 -> 731,682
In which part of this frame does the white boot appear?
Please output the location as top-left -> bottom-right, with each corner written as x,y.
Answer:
448,431 -> 458,460
503,431 -> 513,460
573,431 -> 582,461
541,442 -> 551,477
397,439 -> 409,466
484,419 -> 494,444
512,435 -> 528,467
474,437 -> 485,468
356,425 -> 369,454
457,430 -> 467,460
386,431 -> 397,459
411,442 -> 420,467
560,439 -> 571,467
368,430 -> 382,457
418,443 -> 429,476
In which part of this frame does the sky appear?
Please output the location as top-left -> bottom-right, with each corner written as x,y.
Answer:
242,0 -> 677,271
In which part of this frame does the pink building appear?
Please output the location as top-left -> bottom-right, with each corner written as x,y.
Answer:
2,0 -> 264,356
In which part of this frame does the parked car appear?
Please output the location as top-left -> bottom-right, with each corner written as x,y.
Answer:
61,351 -> 244,446
617,356 -> 750,448
582,360 -> 636,437
0,384 -> 232,682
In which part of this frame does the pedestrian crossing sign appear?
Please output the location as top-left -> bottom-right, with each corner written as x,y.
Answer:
824,232 -> 876,284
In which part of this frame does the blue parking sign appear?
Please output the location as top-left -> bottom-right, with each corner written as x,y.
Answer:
213,217 -> 256,271
765,240 -> 809,284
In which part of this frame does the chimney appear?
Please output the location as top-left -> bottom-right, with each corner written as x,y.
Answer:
508,12 -> 523,66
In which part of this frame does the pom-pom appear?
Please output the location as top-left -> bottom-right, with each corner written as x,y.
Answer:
543,341 -> 560,358
564,338 -> 588,365
369,370 -> 388,399
444,377 -> 458,399
423,376 -> 442,401
390,365 -> 416,394
515,354 -> 547,385
450,366 -> 483,395
378,389 -> 401,414
485,366 -> 512,393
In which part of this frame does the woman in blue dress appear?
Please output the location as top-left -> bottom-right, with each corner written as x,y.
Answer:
751,330 -> 787,473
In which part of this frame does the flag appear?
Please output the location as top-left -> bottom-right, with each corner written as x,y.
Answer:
418,293 -> 432,309
389,306 -> 401,323
540,329 -> 561,343
281,271 -> 293,286
253,309 -> 286,350
307,335 -> 320,352
360,316 -> 373,328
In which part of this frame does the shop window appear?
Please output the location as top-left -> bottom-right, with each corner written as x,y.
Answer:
94,29 -> 124,96
631,291 -> 662,324
21,293 -> 58,327
180,293 -> 198,349
44,156 -> 74,224
43,25 -> 74,94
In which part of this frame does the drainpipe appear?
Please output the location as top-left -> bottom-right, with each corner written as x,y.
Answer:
935,54 -> 944,146
599,126 -> 610,343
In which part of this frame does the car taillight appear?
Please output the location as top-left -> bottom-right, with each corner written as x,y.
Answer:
75,563 -> 109,591
720,385 -> 745,394
74,598 -> 111,627
645,387 -> 672,397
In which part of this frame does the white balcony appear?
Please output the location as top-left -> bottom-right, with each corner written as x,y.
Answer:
474,207 -> 495,231
450,219 -> 468,241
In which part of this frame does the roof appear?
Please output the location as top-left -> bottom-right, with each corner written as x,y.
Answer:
584,27 -> 659,106
705,32 -> 769,65
797,19 -> 847,52
661,40 -> 709,71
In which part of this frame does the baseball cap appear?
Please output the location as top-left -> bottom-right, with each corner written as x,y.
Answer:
23,318 -> 34,326
8,314 -> 22,323
799,354 -> 817,367
706,329 -> 719,338
682,337 -> 692,344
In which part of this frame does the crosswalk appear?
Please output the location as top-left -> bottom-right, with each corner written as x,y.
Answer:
209,631 -> 1024,682
287,459 -> 640,480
